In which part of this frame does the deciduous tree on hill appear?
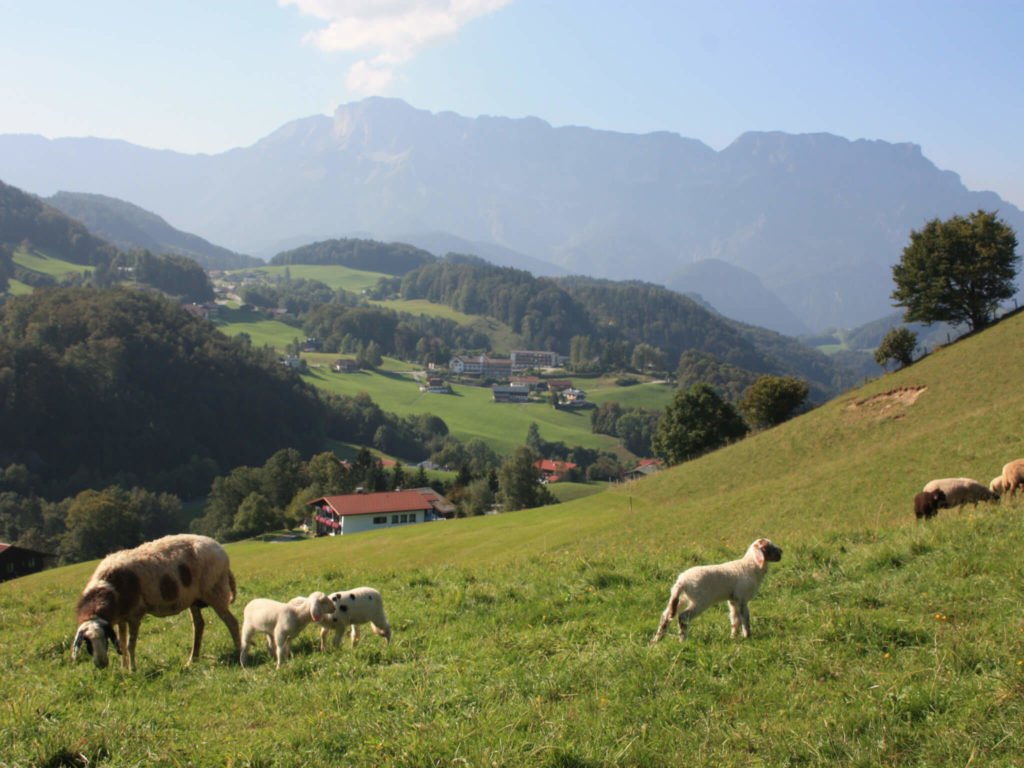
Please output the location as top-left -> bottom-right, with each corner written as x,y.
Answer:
652,383 -> 748,465
891,210 -> 1020,332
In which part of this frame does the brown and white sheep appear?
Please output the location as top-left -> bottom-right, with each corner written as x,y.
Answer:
73,534 -> 241,671
999,459 -> 1024,499
240,591 -> 336,668
651,538 -> 783,643
922,478 -> 996,507
319,587 -> 392,650
914,489 -> 947,519
990,475 -> 1007,496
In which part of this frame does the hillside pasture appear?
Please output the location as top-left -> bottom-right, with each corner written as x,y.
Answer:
228,263 -> 390,294
2,312 -> 1024,765
13,247 -> 91,280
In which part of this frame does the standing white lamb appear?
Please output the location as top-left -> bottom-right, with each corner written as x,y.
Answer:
922,477 -> 996,507
240,591 -> 335,668
320,587 -> 392,650
651,538 -> 783,643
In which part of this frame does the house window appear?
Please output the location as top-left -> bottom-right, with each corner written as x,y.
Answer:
399,514 -> 408,523
409,512 -> 417,523
391,515 -> 399,524
373,516 -> 386,525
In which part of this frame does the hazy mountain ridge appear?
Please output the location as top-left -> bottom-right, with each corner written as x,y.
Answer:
45,191 -> 261,270
1,97 -> 1020,331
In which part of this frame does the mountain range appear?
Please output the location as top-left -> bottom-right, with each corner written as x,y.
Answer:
1,97 -> 1021,332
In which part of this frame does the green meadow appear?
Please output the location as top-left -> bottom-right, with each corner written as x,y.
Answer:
2,311 -> 1023,766
12,247 -> 92,280
228,264 -> 390,294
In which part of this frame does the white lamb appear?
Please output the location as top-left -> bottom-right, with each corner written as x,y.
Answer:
320,587 -> 392,650
240,591 -> 335,668
651,538 -> 783,643
922,477 -> 995,507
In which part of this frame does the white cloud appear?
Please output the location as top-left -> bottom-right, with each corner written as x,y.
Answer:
280,0 -> 514,94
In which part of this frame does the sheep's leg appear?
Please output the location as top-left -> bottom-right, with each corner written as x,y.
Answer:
116,621 -> 129,670
651,584 -> 685,644
351,625 -> 361,648
738,601 -> 752,639
729,601 -> 742,638
188,605 -> 205,665
319,627 -> 328,652
211,602 -> 241,654
675,607 -> 696,641
126,619 -> 141,672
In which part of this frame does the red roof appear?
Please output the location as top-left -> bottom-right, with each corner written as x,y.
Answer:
534,459 -> 578,473
309,490 -> 434,517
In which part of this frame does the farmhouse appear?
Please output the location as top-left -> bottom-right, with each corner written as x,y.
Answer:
0,543 -> 55,582
332,358 -> 360,373
623,458 -> 663,481
424,376 -> 452,393
308,488 -> 455,536
534,459 -> 578,483
492,383 -> 530,403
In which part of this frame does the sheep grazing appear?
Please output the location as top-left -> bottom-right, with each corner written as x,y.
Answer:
990,476 -> 1007,496
914,489 -> 947,520
320,587 -> 392,651
1000,459 -> 1024,499
240,591 -> 336,668
73,534 -> 241,671
922,478 -> 996,507
651,538 -> 783,644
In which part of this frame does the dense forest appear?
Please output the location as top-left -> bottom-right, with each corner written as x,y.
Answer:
271,237 -> 435,275
1,179 -> 118,268
0,287 -> 448,502
45,190 -> 262,270
384,255 -> 850,397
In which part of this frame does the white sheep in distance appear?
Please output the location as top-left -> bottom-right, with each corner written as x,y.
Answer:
999,459 -> 1024,499
320,587 -> 392,650
922,477 -> 996,507
651,538 -> 783,644
72,534 -> 241,671
990,475 -> 1007,496
240,591 -> 336,668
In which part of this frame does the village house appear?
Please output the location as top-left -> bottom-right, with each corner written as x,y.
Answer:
307,488 -> 455,536
332,358 -> 360,373
558,387 -> 588,407
448,355 -> 513,380
510,350 -> 567,370
492,383 -> 530,403
623,458 -> 663,481
0,543 -> 55,582
534,459 -> 578,483
424,376 -> 452,393
509,375 -> 542,391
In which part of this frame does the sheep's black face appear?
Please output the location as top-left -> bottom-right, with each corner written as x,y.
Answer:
761,541 -> 783,562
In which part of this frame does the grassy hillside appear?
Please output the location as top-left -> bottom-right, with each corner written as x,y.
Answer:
2,313 -> 1023,766
13,246 -> 91,280
229,264 -> 390,293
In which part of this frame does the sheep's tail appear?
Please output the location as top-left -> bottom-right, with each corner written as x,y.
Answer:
228,570 -> 237,604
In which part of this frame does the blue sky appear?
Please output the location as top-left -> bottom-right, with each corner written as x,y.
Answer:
2,0 -> 1022,207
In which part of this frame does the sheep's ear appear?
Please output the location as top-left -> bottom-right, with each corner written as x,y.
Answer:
104,623 -> 122,655
72,628 -> 85,661
753,543 -> 766,567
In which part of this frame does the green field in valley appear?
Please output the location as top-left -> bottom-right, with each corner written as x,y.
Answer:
3,310 -> 1024,765
13,247 -> 92,280
228,263 -> 390,294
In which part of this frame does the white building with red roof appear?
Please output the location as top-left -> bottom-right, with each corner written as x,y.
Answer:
307,488 -> 455,536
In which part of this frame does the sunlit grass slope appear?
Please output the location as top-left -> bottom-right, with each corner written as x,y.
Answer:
13,247 -> 91,280
228,264 -> 389,293
2,312 -> 1023,766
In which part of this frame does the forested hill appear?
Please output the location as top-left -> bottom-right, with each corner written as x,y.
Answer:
0,179 -> 117,267
394,255 -> 849,396
0,287 -> 330,498
271,237 -> 435,275
45,191 -> 261,270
